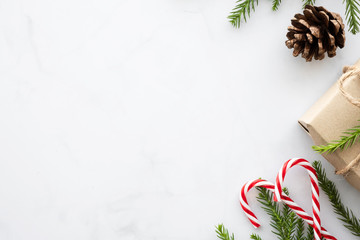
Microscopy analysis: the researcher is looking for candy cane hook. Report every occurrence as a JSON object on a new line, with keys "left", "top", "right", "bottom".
{"left": 274, "top": 158, "right": 321, "bottom": 240}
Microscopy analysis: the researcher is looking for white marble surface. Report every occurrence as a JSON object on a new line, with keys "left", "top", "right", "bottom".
{"left": 1, "top": 0, "right": 360, "bottom": 239}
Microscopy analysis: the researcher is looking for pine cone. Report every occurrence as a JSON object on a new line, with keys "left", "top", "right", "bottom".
{"left": 285, "top": 5, "right": 345, "bottom": 62}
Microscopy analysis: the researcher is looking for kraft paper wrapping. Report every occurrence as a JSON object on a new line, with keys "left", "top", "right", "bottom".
{"left": 299, "top": 59, "right": 360, "bottom": 191}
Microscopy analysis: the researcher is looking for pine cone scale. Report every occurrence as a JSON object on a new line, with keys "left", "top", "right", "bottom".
{"left": 304, "top": 9, "right": 321, "bottom": 24}
{"left": 294, "top": 14, "right": 306, "bottom": 20}
{"left": 309, "top": 26, "right": 321, "bottom": 38}
{"left": 336, "top": 33, "right": 345, "bottom": 48}
{"left": 306, "top": 33, "right": 314, "bottom": 44}
{"left": 293, "top": 42, "right": 304, "bottom": 56}
{"left": 294, "top": 33, "right": 306, "bottom": 41}
{"left": 317, "top": 39, "right": 326, "bottom": 55}
{"left": 291, "top": 19, "right": 310, "bottom": 29}
{"left": 329, "top": 20, "right": 341, "bottom": 35}
{"left": 288, "top": 26, "right": 306, "bottom": 33}
{"left": 318, "top": 11, "right": 329, "bottom": 27}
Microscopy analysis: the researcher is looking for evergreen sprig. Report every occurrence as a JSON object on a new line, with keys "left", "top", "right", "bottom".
{"left": 250, "top": 233, "right": 263, "bottom": 240}
{"left": 228, "top": 0, "right": 360, "bottom": 34}
{"left": 216, "top": 224, "right": 235, "bottom": 240}
{"left": 282, "top": 189, "right": 298, "bottom": 239}
{"left": 313, "top": 160, "right": 360, "bottom": 237}
{"left": 302, "top": 0, "right": 316, "bottom": 8}
{"left": 228, "top": 0, "right": 259, "bottom": 28}
{"left": 256, "top": 187, "right": 312, "bottom": 240}
{"left": 312, "top": 121, "right": 360, "bottom": 154}
{"left": 283, "top": 205, "right": 297, "bottom": 239}
{"left": 345, "top": 0, "right": 360, "bottom": 34}
{"left": 304, "top": 224, "right": 315, "bottom": 240}
{"left": 295, "top": 218, "right": 305, "bottom": 240}
{"left": 272, "top": 0, "right": 281, "bottom": 11}
{"left": 257, "top": 187, "right": 287, "bottom": 239}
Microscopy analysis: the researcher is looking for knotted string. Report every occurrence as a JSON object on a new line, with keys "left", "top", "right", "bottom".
{"left": 338, "top": 65, "right": 360, "bottom": 107}
{"left": 335, "top": 65, "right": 360, "bottom": 175}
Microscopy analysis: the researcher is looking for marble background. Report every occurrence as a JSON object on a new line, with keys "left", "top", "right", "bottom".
{"left": 1, "top": 0, "right": 360, "bottom": 239}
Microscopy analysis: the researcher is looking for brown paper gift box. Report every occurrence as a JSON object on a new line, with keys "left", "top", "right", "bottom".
{"left": 299, "top": 59, "right": 360, "bottom": 191}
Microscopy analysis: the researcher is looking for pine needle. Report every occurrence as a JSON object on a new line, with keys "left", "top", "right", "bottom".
{"left": 344, "top": 0, "right": 360, "bottom": 34}
{"left": 256, "top": 187, "right": 286, "bottom": 239}
{"left": 216, "top": 224, "right": 235, "bottom": 240}
{"left": 250, "top": 233, "right": 263, "bottom": 240}
{"left": 284, "top": 208, "right": 297, "bottom": 239}
{"left": 302, "top": 0, "right": 316, "bottom": 8}
{"left": 228, "top": 0, "right": 259, "bottom": 28}
{"left": 313, "top": 161, "right": 360, "bottom": 236}
{"left": 295, "top": 218, "right": 306, "bottom": 240}
{"left": 281, "top": 189, "right": 298, "bottom": 240}
{"left": 312, "top": 121, "right": 360, "bottom": 154}
{"left": 305, "top": 224, "right": 314, "bottom": 240}
{"left": 272, "top": 0, "right": 282, "bottom": 11}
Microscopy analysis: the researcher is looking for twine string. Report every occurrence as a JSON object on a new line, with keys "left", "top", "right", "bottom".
{"left": 336, "top": 152, "right": 360, "bottom": 175}
{"left": 336, "top": 65, "right": 360, "bottom": 175}
{"left": 338, "top": 65, "right": 360, "bottom": 107}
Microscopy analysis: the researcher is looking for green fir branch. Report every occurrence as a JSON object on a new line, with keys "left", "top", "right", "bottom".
{"left": 312, "top": 120, "right": 360, "bottom": 154}
{"left": 305, "top": 224, "right": 315, "bottom": 240}
{"left": 344, "top": 0, "right": 360, "bottom": 34}
{"left": 216, "top": 224, "right": 235, "bottom": 240}
{"left": 281, "top": 189, "right": 297, "bottom": 240}
{"left": 256, "top": 187, "right": 286, "bottom": 239}
{"left": 313, "top": 161, "right": 360, "bottom": 237}
{"left": 302, "top": 0, "right": 316, "bottom": 8}
{"left": 228, "top": 0, "right": 259, "bottom": 28}
{"left": 295, "top": 218, "right": 306, "bottom": 240}
{"left": 284, "top": 209, "right": 297, "bottom": 240}
{"left": 250, "top": 233, "right": 263, "bottom": 240}
{"left": 272, "top": 0, "right": 282, "bottom": 11}
{"left": 215, "top": 225, "right": 264, "bottom": 240}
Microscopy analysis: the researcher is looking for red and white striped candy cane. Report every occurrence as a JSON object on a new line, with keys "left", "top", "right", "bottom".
{"left": 240, "top": 178, "right": 336, "bottom": 240}
{"left": 274, "top": 158, "right": 321, "bottom": 240}
{"left": 240, "top": 179, "right": 273, "bottom": 228}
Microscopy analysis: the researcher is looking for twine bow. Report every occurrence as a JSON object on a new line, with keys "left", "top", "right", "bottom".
{"left": 336, "top": 65, "right": 360, "bottom": 175}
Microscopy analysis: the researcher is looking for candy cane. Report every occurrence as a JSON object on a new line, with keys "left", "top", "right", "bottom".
{"left": 240, "top": 178, "right": 336, "bottom": 240}
{"left": 274, "top": 158, "right": 321, "bottom": 240}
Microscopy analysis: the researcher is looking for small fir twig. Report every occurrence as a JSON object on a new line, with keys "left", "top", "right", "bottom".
{"left": 313, "top": 160, "right": 360, "bottom": 237}
{"left": 250, "top": 233, "right": 263, "bottom": 240}
{"left": 344, "top": 0, "right": 360, "bottom": 34}
{"left": 228, "top": 0, "right": 259, "bottom": 28}
{"left": 257, "top": 187, "right": 287, "bottom": 239}
{"left": 295, "top": 218, "right": 306, "bottom": 240}
{"left": 283, "top": 207, "right": 297, "bottom": 239}
{"left": 215, "top": 224, "right": 263, "bottom": 240}
{"left": 305, "top": 224, "right": 315, "bottom": 240}
{"left": 216, "top": 224, "right": 235, "bottom": 240}
{"left": 256, "top": 187, "right": 300, "bottom": 240}
{"left": 302, "top": 0, "right": 316, "bottom": 8}
{"left": 312, "top": 120, "right": 360, "bottom": 154}
{"left": 281, "top": 189, "right": 298, "bottom": 239}
{"left": 272, "top": 0, "right": 282, "bottom": 11}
